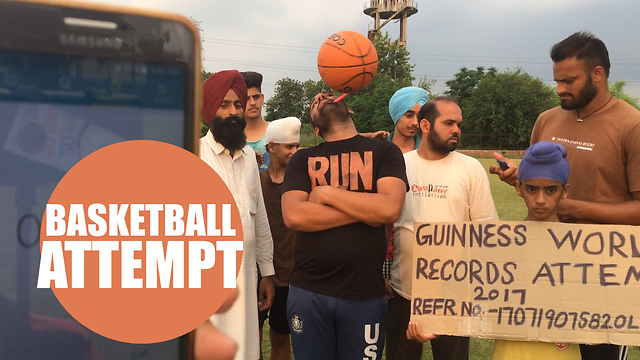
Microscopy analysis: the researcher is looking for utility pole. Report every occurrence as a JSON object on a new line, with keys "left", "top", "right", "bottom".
{"left": 189, "top": 17, "right": 205, "bottom": 62}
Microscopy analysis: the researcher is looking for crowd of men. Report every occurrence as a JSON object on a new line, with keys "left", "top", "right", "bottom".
{"left": 194, "top": 31, "right": 640, "bottom": 360}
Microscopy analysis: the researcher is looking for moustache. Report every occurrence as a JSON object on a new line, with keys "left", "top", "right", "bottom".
{"left": 211, "top": 115, "right": 247, "bottom": 133}
{"left": 224, "top": 115, "right": 246, "bottom": 125}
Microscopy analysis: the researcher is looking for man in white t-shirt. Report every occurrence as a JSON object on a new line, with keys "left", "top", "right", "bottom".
{"left": 386, "top": 96, "right": 499, "bottom": 360}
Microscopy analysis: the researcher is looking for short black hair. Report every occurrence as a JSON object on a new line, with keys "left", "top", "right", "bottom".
{"left": 241, "top": 71, "right": 263, "bottom": 91}
{"left": 418, "top": 96, "right": 459, "bottom": 127}
{"left": 550, "top": 31, "right": 610, "bottom": 78}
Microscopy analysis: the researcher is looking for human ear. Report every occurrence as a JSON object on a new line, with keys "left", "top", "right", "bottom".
{"left": 515, "top": 180, "right": 523, "bottom": 197}
{"left": 420, "top": 119, "right": 430, "bottom": 133}
{"left": 561, "top": 184, "right": 570, "bottom": 199}
{"left": 592, "top": 66, "right": 606, "bottom": 83}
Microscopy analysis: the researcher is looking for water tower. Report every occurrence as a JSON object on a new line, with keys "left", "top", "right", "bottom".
{"left": 363, "top": 0, "right": 418, "bottom": 47}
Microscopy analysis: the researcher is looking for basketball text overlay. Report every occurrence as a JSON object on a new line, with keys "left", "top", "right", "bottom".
{"left": 38, "top": 203, "right": 242, "bottom": 289}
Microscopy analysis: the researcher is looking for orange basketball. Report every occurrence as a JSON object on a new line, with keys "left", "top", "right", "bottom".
{"left": 317, "top": 30, "right": 378, "bottom": 93}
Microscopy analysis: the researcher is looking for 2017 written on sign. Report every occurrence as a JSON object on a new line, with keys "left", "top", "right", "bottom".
{"left": 410, "top": 221, "right": 640, "bottom": 346}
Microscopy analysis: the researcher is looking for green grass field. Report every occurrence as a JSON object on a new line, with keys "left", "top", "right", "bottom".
{"left": 259, "top": 158, "right": 640, "bottom": 360}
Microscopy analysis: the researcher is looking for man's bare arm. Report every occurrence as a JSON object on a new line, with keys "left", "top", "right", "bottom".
{"left": 559, "top": 192, "right": 640, "bottom": 225}
{"left": 282, "top": 190, "right": 359, "bottom": 232}
{"left": 308, "top": 177, "right": 406, "bottom": 225}
{"left": 360, "top": 130, "right": 390, "bottom": 140}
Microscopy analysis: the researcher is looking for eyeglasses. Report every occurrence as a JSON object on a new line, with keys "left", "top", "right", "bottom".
{"left": 249, "top": 94, "right": 262, "bottom": 101}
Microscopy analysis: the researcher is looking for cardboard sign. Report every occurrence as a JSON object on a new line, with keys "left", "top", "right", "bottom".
{"left": 410, "top": 221, "right": 640, "bottom": 346}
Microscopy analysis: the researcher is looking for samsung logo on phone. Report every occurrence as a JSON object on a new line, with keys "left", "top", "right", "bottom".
{"left": 60, "top": 33, "right": 123, "bottom": 50}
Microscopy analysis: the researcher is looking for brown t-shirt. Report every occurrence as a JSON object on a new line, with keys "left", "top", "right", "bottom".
{"left": 259, "top": 170, "right": 296, "bottom": 287}
{"left": 531, "top": 98, "right": 640, "bottom": 204}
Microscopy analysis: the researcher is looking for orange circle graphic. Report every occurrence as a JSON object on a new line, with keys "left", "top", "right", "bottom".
{"left": 40, "top": 140, "right": 243, "bottom": 343}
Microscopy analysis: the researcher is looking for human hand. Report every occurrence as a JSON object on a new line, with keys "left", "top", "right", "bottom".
{"left": 488, "top": 152, "right": 518, "bottom": 186}
{"left": 557, "top": 197, "right": 579, "bottom": 222}
{"left": 367, "top": 130, "right": 390, "bottom": 140}
{"left": 308, "top": 185, "right": 332, "bottom": 204}
{"left": 406, "top": 321, "right": 437, "bottom": 343}
{"left": 257, "top": 276, "right": 275, "bottom": 311}
{"left": 254, "top": 150, "right": 264, "bottom": 167}
{"left": 194, "top": 289, "right": 239, "bottom": 360}
{"left": 385, "top": 279, "right": 395, "bottom": 301}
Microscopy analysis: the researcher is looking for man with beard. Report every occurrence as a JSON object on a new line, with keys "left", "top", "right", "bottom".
{"left": 199, "top": 70, "right": 275, "bottom": 360}
{"left": 490, "top": 31, "right": 640, "bottom": 360}
{"left": 386, "top": 96, "right": 498, "bottom": 360}
{"left": 281, "top": 92, "right": 408, "bottom": 360}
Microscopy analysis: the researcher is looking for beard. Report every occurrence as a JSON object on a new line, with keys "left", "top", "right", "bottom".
{"left": 428, "top": 129, "right": 459, "bottom": 155}
{"left": 211, "top": 115, "right": 247, "bottom": 152}
{"left": 559, "top": 74, "right": 598, "bottom": 110}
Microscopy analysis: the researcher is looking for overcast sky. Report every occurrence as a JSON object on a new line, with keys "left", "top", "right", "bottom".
{"left": 86, "top": 0, "right": 640, "bottom": 101}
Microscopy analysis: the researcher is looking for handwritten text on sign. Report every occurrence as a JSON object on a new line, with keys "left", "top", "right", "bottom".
{"left": 410, "top": 221, "right": 640, "bottom": 346}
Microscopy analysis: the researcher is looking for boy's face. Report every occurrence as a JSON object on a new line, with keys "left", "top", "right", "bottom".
{"left": 516, "top": 178, "right": 568, "bottom": 222}
{"left": 267, "top": 142, "right": 299, "bottom": 166}
{"left": 395, "top": 103, "right": 421, "bottom": 139}
{"left": 245, "top": 87, "right": 264, "bottom": 120}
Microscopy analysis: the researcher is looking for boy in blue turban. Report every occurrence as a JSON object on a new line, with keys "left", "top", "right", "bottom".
{"left": 383, "top": 86, "right": 429, "bottom": 289}
{"left": 387, "top": 86, "right": 428, "bottom": 153}
{"left": 515, "top": 141, "right": 571, "bottom": 222}
{"left": 492, "top": 141, "right": 579, "bottom": 359}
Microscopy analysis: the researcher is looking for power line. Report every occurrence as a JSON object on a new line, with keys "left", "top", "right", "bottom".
{"left": 202, "top": 37, "right": 318, "bottom": 53}
{"left": 413, "top": 75, "right": 640, "bottom": 84}
{"left": 203, "top": 56, "right": 317, "bottom": 73}
{"left": 202, "top": 36, "right": 640, "bottom": 64}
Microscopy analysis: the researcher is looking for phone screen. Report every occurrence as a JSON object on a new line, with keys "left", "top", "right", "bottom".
{"left": 0, "top": 50, "right": 188, "bottom": 175}
{"left": 0, "top": 1, "right": 196, "bottom": 359}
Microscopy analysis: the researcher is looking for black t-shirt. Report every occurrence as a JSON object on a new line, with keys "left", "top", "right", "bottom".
{"left": 282, "top": 135, "right": 408, "bottom": 300}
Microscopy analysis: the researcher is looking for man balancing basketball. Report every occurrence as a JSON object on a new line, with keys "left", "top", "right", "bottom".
{"left": 281, "top": 92, "right": 408, "bottom": 360}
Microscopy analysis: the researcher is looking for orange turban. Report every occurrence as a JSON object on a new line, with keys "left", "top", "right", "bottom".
{"left": 202, "top": 70, "right": 248, "bottom": 125}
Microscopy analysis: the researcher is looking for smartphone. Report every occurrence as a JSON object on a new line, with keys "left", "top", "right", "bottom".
{"left": 497, "top": 159, "right": 511, "bottom": 171}
{"left": 0, "top": 1, "right": 199, "bottom": 358}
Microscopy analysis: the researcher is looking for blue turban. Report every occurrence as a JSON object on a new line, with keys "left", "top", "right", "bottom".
{"left": 518, "top": 141, "right": 570, "bottom": 184}
{"left": 389, "top": 86, "right": 428, "bottom": 124}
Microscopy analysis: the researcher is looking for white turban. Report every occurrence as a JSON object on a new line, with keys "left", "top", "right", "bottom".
{"left": 265, "top": 117, "right": 302, "bottom": 144}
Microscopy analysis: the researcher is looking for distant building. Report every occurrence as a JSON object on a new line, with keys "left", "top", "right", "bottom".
{"left": 363, "top": 0, "right": 418, "bottom": 47}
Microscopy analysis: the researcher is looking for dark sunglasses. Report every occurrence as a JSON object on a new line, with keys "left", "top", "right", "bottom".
{"left": 249, "top": 94, "right": 262, "bottom": 101}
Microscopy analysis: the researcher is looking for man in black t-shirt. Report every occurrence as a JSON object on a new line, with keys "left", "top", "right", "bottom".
{"left": 281, "top": 92, "right": 408, "bottom": 360}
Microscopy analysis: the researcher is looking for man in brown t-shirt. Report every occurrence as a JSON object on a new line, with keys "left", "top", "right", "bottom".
{"left": 259, "top": 117, "right": 301, "bottom": 360}
{"left": 491, "top": 31, "right": 640, "bottom": 360}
